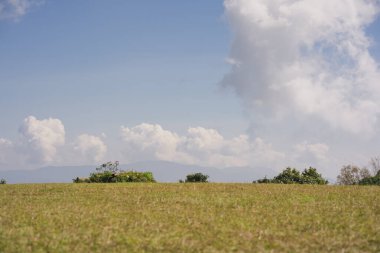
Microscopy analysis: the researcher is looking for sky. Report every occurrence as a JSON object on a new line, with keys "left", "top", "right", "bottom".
{"left": 1, "top": 0, "right": 380, "bottom": 178}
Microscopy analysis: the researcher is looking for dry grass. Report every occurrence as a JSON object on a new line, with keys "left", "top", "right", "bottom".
{"left": 0, "top": 183, "right": 379, "bottom": 252}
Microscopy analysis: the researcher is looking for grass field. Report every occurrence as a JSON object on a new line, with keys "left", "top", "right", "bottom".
{"left": 0, "top": 183, "right": 379, "bottom": 252}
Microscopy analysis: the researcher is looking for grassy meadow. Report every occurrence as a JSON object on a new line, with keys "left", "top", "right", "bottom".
{"left": 0, "top": 183, "right": 379, "bottom": 252}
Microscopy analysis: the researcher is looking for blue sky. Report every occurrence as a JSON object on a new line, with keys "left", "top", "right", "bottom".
{"left": 0, "top": 0, "right": 245, "bottom": 139}
{"left": 1, "top": 0, "right": 380, "bottom": 178}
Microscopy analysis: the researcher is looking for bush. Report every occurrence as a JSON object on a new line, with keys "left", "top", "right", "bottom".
{"left": 254, "top": 176, "right": 272, "bottom": 184}
{"left": 116, "top": 171, "right": 155, "bottom": 183}
{"left": 0, "top": 178, "right": 6, "bottom": 184}
{"left": 301, "top": 167, "right": 328, "bottom": 185}
{"left": 89, "top": 170, "right": 117, "bottom": 183}
{"left": 359, "top": 171, "right": 380, "bottom": 185}
{"left": 254, "top": 167, "right": 328, "bottom": 185}
{"left": 272, "top": 167, "right": 302, "bottom": 184}
{"left": 73, "top": 161, "right": 156, "bottom": 183}
{"left": 72, "top": 177, "right": 90, "bottom": 183}
{"left": 185, "top": 173, "right": 209, "bottom": 183}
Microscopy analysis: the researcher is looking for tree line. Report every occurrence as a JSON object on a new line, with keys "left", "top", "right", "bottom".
{"left": 336, "top": 157, "right": 380, "bottom": 185}
{"left": 1, "top": 157, "right": 380, "bottom": 185}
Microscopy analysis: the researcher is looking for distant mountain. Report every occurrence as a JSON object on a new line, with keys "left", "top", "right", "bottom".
{"left": 0, "top": 160, "right": 277, "bottom": 184}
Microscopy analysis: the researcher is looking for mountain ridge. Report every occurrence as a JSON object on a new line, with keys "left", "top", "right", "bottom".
{"left": 0, "top": 160, "right": 277, "bottom": 184}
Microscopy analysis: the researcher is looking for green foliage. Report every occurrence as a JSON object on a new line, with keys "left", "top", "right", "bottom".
{"left": 254, "top": 167, "right": 328, "bottom": 185}
{"left": 73, "top": 161, "right": 156, "bottom": 183}
{"left": 301, "top": 167, "right": 328, "bottom": 185}
{"left": 89, "top": 171, "right": 117, "bottom": 183}
{"left": 72, "top": 177, "right": 90, "bottom": 183}
{"left": 116, "top": 171, "right": 155, "bottom": 183}
{"left": 272, "top": 167, "right": 302, "bottom": 184}
{"left": 254, "top": 176, "right": 272, "bottom": 184}
{"left": 185, "top": 172, "right": 209, "bottom": 183}
{"left": 359, "top": 171, "right": 380, "bottom": 185}
{"left": 0, "top": 178, "right": 6, "bottom": 184}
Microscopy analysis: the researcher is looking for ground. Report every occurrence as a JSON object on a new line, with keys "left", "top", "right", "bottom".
{"left": 0, "top": 183, "right": 379, "bottom": 252}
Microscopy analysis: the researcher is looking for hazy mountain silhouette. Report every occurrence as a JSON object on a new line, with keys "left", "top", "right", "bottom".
{"left": 0, "top": 160, "right": 277, "bottom": 184}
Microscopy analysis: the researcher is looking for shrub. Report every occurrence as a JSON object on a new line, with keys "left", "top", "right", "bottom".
{"left": 272, "top": 167, "right": 303, "bottom": 184}
{"left": 254, "top": 167, "right": 328, "bottom": 185}
{"left": 359, "top": 171, "right": 380, "bottom": 185}
{"left": 0, "top": 178, "right": 6, "bottom": 184}
{"left": 301, "top": 167, "right": 328, "bottom": 185}
{"left": 73, "top": 177, "right": 88, "bottom": 183}
{"left": 116, "top": 171, "right": 155, "bottom": 183}
{"left": 89, "top": 171, "right": 117, "bottom": 183}
{"left": 185, "top": 173, "right": 209, "bottom": 183}
{"left": 253, "top": 176, "right": 272, "bottom": 184}
{"left": 73, "top": 161, "right": 156, "bottom": 183}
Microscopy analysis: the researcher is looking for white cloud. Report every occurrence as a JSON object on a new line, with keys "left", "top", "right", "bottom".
{"left": 222, "top": 0, "right": 380, "bottom": 135}
{"left": 19, "top": 116, "right": 65, "bottom": 163}
{"left": 0, "top": 138, "right": 13, "bottom": 164}
{"left": 74, "top": 134, "right": 107, "bottom": 163}
{"left": 120, "top": 123, "right": 187, "bottom": 162}
{"left": 0, "top": 0, "right": 42, "bottom": 20}
{"left": 120, "top": 123, "right": 284, "bottom": 168}
{"left": 294, "top": 142, "right": 330, "bottom": 164}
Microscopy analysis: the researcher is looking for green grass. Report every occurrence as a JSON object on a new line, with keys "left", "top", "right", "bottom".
{"left": 0, "top": 184, "right": 379, "bottom": 252}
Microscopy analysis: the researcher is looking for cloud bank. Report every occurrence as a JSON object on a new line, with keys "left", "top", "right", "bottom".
{"left": 120, "top": 123, "right": 286, "bottom": 168}
{"left": 0, "top": 116, "right": 336, "bottom": 176}
{"left": 223, "top": 0, "right": 380, "bottom": 135}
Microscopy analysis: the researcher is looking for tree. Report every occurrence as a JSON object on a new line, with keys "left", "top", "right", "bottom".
{"left": 337, "top": 165, "right": 369, "bottom": 185}
{"left": 301, "top": 167, "right": 328, "bottom": 185}
{"left": 272, "top": 167, "right": 302, "bottom": 184}
{"left": 0, "top": 178, "right": 6, "bottom": 184}
{"left": 369, "top": 156, "right": 380, "bottom": 175}
{"left": 185, "top": 173, "right": 209, "bottom": 183}
{"left": 254, "top": 167, "right": 328, "bottom": 185}
{"left": 96, "top": 161, "right": 120, "bottom": 173}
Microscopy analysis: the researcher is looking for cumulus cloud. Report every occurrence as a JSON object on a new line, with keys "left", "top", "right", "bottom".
{"left": 19, "top": 116, "right": 65, "bottom": 163}
{"left": 121, "top": 123, "right": 285, "bottom": 168}
{"left": 0, "top": 117, "right": 337, "bottom": 173}
{"left": 74, "top": 134, "right": 107, "bottom": 163}
{"left": 222, "top": 0, "right": 380, "bottom": 135}
{"left": 0, "top": 0, "right": 42, "bottom": 20}
{"left": 1, "top": 116, "right": 108, "bottom": 168}
{"left": 120, "top": 123, "right": 190, "bottom": 163}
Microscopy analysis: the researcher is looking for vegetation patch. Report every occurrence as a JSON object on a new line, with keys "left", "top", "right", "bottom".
{"left": 0, "top": 184, "right": 379, "bottom": 252}
{"left": 183, "top": 172, "right": 209, "bottom": 183}
{"left": 254, "top": 167, "right": 328, "bottom": 185}
{"left": 73, "top": 161, "right": 156, "bottom": 183}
